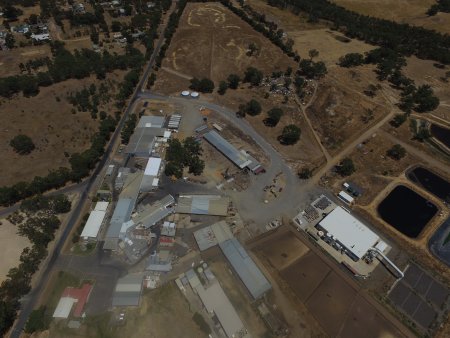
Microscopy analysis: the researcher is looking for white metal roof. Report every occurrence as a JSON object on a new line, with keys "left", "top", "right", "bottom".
{"left": 319, "top": 207, "right": 379, "bottom": 259}
{"left": 375, "top": 240, "right": 388, "bottom": 253}
{"left": 53, "top": 297, "right": 76, "bottom": 318}
{"left": 81, "top": 210, "right": 106, "bottom": 239}
{"left": 144, "top": 157, "right": 162, "bottom": 176}
{"left": 94, "top": 201, "right": 109, "bottom": 212}
{"left": 163, "top": 131, "right": 171, "bottom": 138}
{"left": 338, "top": 191, "right": 354, "bottom": 204}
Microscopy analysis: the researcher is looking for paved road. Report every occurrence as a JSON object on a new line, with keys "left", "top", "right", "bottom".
{"left": 9, "top": 5, "right": 176, "bottom": 336}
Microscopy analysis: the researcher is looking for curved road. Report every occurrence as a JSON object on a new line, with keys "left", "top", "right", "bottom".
{"left": 137, "top": 92, "right": 306, "bottom": 225}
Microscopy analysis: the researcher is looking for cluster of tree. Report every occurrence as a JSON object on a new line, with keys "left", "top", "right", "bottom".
{"left": 0, "top": 194, "right": 70, "bottom": 336}
{"left": 0, "top": 0, "right": 37, "bottom": 7}
{"left": 410, "top": 119, "right": 432, "bottom": 142}
{"left": 25, "top": 306, "right": 50, "bottom": 334}
{"left": 19, "top": 57, "right": 51, "bottom": 73}
{"left": 336, "top": 158, "right": 355, "bottom": 176}
{"left": 338, "top": 53, "right": 365, "bottom": 68}
{"left": 298, "top": 59, "right": 327, "bottom": 79}
{"left": 221, "top": 0, "right": 297, "bottom": 59}
{"left": 263, "top": 107, "right": 283, "bottom": 127}
{"left": 189, "top": 77, "right": 215, "bottom": 93}
{"left": 67, "top": 83, "right": 111, "bottom": 117}
{"left": 10, "top": 134, "right": 35, "bottom": 155}
{"left": 164, "top": 137, "right": 204, "bottom": 178}
{"left": 2, "top": 5, "right": 23, "bottom": 20}
{"left": 156, "top": 0, "right": 187, "bottom": 67}
{"left": 0, "top": 116, "right": 117, "bottom": 206}
{"left": 20, "top": 194, "right": 72, "bottom": 214}
{"left": 0, "top": 43, "right": 144, "bottom": 98}
{"left": 121, "top": 114, "right": 138, "bottom": 144}
{"left": 386, "top": 144, "right": 406, "bottom": 160}
{"left": 267, "top": 0, "right": 450, "bottom": 64}
{"left": 227, "top": 74, "right": 240, "bottom": 89}
{"left": 243, "top": 67, "right": 264, "bottom": 86}
{"left": 116, "top": 68, "right": 141, "bottom": 107}
{"left": 427, "top": 0, "right": 450, "bottom": 16}
{"left": 278, "top": 124, "right": 301, "bottom": 145}
{"left": 389, "top": 113, "right": 408, "bottom": 128}
{"left": 399, "top": 84, "right": 440, "bottom": 114}
{"left": 237, "top": 99, "right": 262, "bottom": 117}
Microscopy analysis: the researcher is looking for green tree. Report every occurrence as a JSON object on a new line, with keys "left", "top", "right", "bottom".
{"left": 414, "top": 85, "right": 440, "bottom": 112}
{"left": 245, "top": 99, "right": 262, "bottom": 116}
{"left": 337, "top": 158, "right": 356, "bottom": 176}
{"left": 188, "top": 156, "right": 205, "bottom": 176}
{"left": 386, "top": 144, "right": 406, "bottom": 160}
{"left": 338, "top": 53, "right": 365, "bottom": 67}
{"left": 25, "top": 306, "right": 49, "bottom": 333}
{"left": 218, "top": 81, "right": 228, "bottom": 95}
{"left": 10, "top": 135, "right": 35, "bottom": 155}
{"left": 227, "top": 74, "right": 240, "bottom": 89}
{"left": 264, "top": 107, "right": 283, "bottom": 127}
{"left": 298, "top": 167, "right": 312, "bottom": 179}
{"left": 279, "top": 124, "right": 301, "bottom": 145}
{"left": 243, "top": 67, "right": 264, "bottom": 86}
{"left": 390, "top": 114, "right": 407, "bottom": 128}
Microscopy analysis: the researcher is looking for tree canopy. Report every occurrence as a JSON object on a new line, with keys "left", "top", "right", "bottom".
{"left": 264, "top": 107, "right": 283, "bottom": 127}
{"left": 10, "top": 135, "right": 35, "bottom": 155}
{"left": 279, "top": 124, "right": 301, "bottom": 144}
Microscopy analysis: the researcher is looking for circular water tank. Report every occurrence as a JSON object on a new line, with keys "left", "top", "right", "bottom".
{"left": 202, "top": 262, "right": 208, "bottom": 268}
{"left": 181, "top": 90, "right": 190, "bottom": 96}
{"left": 197, "top": 267, "right": 203, "bottom": 273}
{"left": 190, "top": 91, "right": 199, "bottom": 98}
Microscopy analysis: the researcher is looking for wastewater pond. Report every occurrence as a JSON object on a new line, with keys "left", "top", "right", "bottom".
{"left": 430, "top": 124, "right": 450, "bottom": 148}
{"left": 407, "top": 167, "right": 450, "bottom": 202}
{"left": 378, "top": 185, "right": 438, "bottom": 238}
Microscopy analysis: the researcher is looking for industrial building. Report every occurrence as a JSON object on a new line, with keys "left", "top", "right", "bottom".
{"left": 140, "top": 157, "right": 162, "bottom": 192}
{"left": 104, "top": 198, "right": 135, "bottom": 250}
{"left": 132, "top": 195, "right": 175, "bottom": 229}
{"left": 166, "top": 113, "right": 182, "bottom": 131}
{"left": 317, "top": 207, "right": 380, "bottom": 261}
{"left": 80, "top": 201, "right": 110, "bottom": 241}
{"left": 193, "top": 221, "right": 271, "bottom": 299}
{"left": 183, "top": 268, "right": 246, "bottom": 338}
{"left": 112, "top": 273, "right": 145, "bottom": 307}
{"left": 53, "top": 284, "right": 93, "bottom": 319}
{"left": 126, "top": 116, "right": 168, "bottom": 157}
{"left": 176, "top": 194, "right": 230, "bottom": 216}
{"left": 203, "top": 130, "right": 264, "bottom": 174}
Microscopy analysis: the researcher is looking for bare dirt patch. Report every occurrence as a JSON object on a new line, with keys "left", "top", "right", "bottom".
{"left": 0, "top": 45, "right": 52, "bottom": 78}
{"left": 154, "top": 2, "right": 296, "bottom": 87}
{"left": 0, "top": 218, "right": 31, "bottom": 281}
{"left": 0, "top": 72, "right": 125, "bottom": 186}
{"left": 331, "top": 0, "right": 450, "bottom": 34}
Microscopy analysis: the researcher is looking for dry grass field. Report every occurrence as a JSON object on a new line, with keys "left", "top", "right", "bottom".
{"left": 154, "top": 2, "right": 296, "bottom": 88}
{"left": 0, "top": 218, "right": 31, "bottom": 281}
{"left": 288, "top": 29, "right": 375, "bottom": 66}
{"left": 0, "top": 71, "right": 125, "bottom": 187}
{"left": 331, "top": 0, "right": 450, "bottom": 34}
{"left": 306, "top": 65, "right": 393, "bottom": 154}
{"left": 0, "top": 45, "right": 52, "bottom": 78}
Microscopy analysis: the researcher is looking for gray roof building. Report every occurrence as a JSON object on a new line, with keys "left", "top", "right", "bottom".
{"left": 104, "top": 198, "right": 135, "bottom": 250}
{"left": 219, "top": 239, "right": 271, "bottom": 299}
{"left": 137, "top": 115, "right": 166, "bottom": 129}
{"left": 176, "top": 195, "right": 230, "bottom": 216}
{"left": 125, "top": 127, "right": 166, "bottom": 157}
{"left": 132, "top": 195, "right": 175, "bottom": 229}
{"left": 112, "top": 274, "right": 144, "bottom": 307}
{"left": 203, "top": 130, "right": 251, "bottom": 169}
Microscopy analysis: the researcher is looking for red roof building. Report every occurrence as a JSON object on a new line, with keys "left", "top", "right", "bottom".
{"left": 61, "top": 283, "right": 93, "bottom": 317}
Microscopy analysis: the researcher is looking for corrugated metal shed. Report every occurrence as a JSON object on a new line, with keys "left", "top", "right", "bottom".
{"left": 53, "top": 297, "right": 76, "bottom": 318}
{"left": 137, "top": 116, "right": 165, "bottom": 128}
{"left": 144, "top": 157, "right": 162, "bottom": 176}
{"left": 104, "top": 198, "right": 135, "bottom": 250}
{"left": 132, "top": 195, "right": 175, "bottom": 229}
{"left": 112, "top": 274, "right": 144, "bottom": 307}
{"left": 196, "top": 282, "right": 246, "bottom": 338}
{"left": 94, "top": 201, "right": 109, "bottom": 212}
{"left": 219, "top": 239, "right": 271, "bottom": 299}
{"left": 125, "top": 127, "right": 166, "bottom": 157}
{"left": 203, "top": 131, "right": 251, "bottom": 169}
{"left": 176, "top": 195, "right": 229, "bottom": 216}
{"left": 80, "top": 210, "right": 106, "bottom": 239}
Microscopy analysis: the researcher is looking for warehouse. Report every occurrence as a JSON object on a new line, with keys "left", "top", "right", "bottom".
{"left": 103, "top": 198, "right": 135, "bottom": 250}
{"left": 126, "top": 124, "right": 167, "bottom": 157}
{"left": 176, "top": 194, "right": 230, "bottom": 216}
{"left": 137, "top": 115, "right": 165, "bottom": 128}
{"left": 318, "top": 207, "right": 380, "bottom": 260}
{"left": 220, "top": 238, "right": 271, "bottom": 299}
{"left": 140, "top": 157, "right": 162, "bottom": 192}
{"left": 193, "top": 221, "right": 271, "bottom": 299}
{"left": 112, "top": 274, "right": 144, "bottom": 307}
{"left": 80, "top": 202, "right": 110, "bottom": 241}
{"left": 132, "top": 195, "right": 175, "bottom": 229}
{"left": 203, "top": 130, "right": 251, "bottom": 169}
